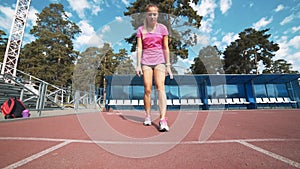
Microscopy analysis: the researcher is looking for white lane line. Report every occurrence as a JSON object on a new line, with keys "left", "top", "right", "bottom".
{"left": 3, "top": 141, "right": 71, "bottom": 169}
{"left": 1, "top": 137, "right": 300, "bottom": 168}
{"left": 236, "top": 140, "right": 300, "bottom": 169}
{"left": 185, "top": 138, "right": 300, "bottom": 144}
{"left": 0, "top": 137, "right": 300, "bottom": 145}
{"left": 0, "top": 137, "right": 93, "bottom": 143}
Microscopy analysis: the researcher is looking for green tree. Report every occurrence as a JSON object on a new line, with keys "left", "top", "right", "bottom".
{"left": 19, "top": 3, "right": 81, "bottom": 87}
{"left": 0, "top": 29, "right": 8, "bottom": 63}
{"left": 73, "top": 47, "right": 100, "bottom": 91}
{"left": 75, "top": 43, "right": 129, "bottom": 89}
{"left": 96, "top": 43, "right": 120, "bottom": 88}
{"left": 262, "top": 59, "right": 299, "bottom": 74}
{"left": 124, "top": 0, "right": 202, "bottom": 65}
{"left": 18, "top": 42, "right": 49, "bottom": 78}
{"left": 223, "top": 28, "right": 279, "bottom": 74}
{"left": 115, "top": 48, "right": 135, "bottom": 75}
{"left": 191, "top": 45, "right": 224, "bottom": 74}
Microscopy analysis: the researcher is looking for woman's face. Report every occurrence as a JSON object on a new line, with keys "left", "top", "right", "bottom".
{"left": 146, "top": 7, "right": 158, "bottom": 26}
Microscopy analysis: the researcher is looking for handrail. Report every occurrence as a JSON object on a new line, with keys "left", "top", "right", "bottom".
{"left": 1, "top": 62, "right": 103, "bottom": 113}
{"left": 16, "top": 67, "right": 66, "bottom": 92}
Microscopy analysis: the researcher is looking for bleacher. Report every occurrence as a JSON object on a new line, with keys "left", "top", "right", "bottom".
{"left": 105, "top": 74, "right": 300, "bottom": 110}
{"left": 0, "top": 79, "right": 36, "bottom": 108}
{"left": 0, "top": 73, "right": 66, "bottom": 114}
{"left": 0, "top": 78, "right": 63, "bottom": 110}
{"left": 0, "top": 60, "right": 102, "bottom": 116}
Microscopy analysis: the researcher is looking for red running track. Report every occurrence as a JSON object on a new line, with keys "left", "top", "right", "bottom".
{"left": 0, "top": 109, "right": 300, "bottom": 169}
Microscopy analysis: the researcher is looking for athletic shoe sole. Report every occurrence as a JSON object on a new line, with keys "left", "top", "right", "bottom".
{"left": 159, "top": 125, "right": 169, "bottom": 132}
{"left": 143, "top": 121, "right": 152, "bottom": 126}
{"left": 159, "top": 128, "right": 169, "bottom": 132}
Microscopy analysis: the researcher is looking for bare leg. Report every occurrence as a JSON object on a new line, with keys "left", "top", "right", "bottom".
{"left": 142, "top": 66, "right": 153, "bottom": 116}
{"left": 154, "top": 64, "right": 167, "bottom": 119}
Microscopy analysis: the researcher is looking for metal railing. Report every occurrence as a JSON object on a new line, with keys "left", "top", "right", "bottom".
{"left": 0, "top": 62, "right": 103, "bottom": 115}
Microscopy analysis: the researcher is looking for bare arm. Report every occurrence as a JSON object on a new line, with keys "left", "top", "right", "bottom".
{"left": 163, "top": 35, "right": 173, "bottom": 79}
{"left": 136, "top": 37, "right": 143, "bottom": 76}
{"left": 163, "top": 35, "right": 170, "bottom": 65}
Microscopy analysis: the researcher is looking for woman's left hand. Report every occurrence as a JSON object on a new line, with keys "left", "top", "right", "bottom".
{"left": 166, "top": 65, "right": 173, "bottom": 79}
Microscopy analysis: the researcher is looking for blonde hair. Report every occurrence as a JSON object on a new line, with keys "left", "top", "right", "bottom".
{"left": 143, "top": 4, "right": 159, "bottom": 38}
{"left": 145, "top": 3, "right": 158, "bottom": 12}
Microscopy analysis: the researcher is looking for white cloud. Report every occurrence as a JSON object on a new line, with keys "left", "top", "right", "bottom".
{"left": 67, "top": 0, "right": 106, "bottom": 18}
{"left": 190, "top": 0, "right": 217, "bottom": 19}
{"left": 0, "top": 5, "right": 15, "bottom": 31}
{"left": 252, "top": 17, "right": 273, "bottom": 30}
{"left": 27, "top": 7, "right": 39, "bottom": 28}
{"left": 220, "top": 0, "right": 232, "bottom": 14}
{"left": 211, "top": 37, "right": 221, "bottom": 48}
{"left": 212, "top": 32, "right": 238, "bottom": 51}
{"left": 279, "top": 11, "right": 300, "bottom": 26}
{"left": 196, "top": 34, "right": 210, "bottom": 46}
{"left": 74, "top": 20, "right": 104, "bottom": 50}
{"left": 188, "top": 0, "right": 232, "bottom": 66}
{"left": 274, "top": 4, "right": 284, "bottom": 12}
{"left": 189, "top": 0, "right": 217, "bottom": 33}
{"left": 280, "top": 15, "right": 294, "bottom": 25}
{"left": 288, "top": 36, "right": 300, "bottom": 49}
{"left": 66, "top": 0, "right": 90, "bottom": 18}
{"left": 23, "top": 33, "right": 36, "bottom": 45}
{"left": 115, "top": 16, "right": 123, "bottom": 22}
{"left": 121, "top": 0, "right": 130, "bottom": 6}
{"left": 288, "top": 52, "right": 300, "bottom": 71}
{"left": 23, "top": 8, "right": 38, "bottom": 44}
{"left": 65, "top": 11, "right": 73, "bottom": 18}
{"left": 199, "top": 19, "right": 213, "bottom": 33}
{"left": 222, "top": 32, "right": 238, "bottom": 45}
{"left": 101, "top": 25, "right": 111, "bottom": 33}
{"left": 275, "top": 36, "right": 300, "bottom": 72}
{"left": 0, "top": 4, "right": 38, "bottom": 46}
{"left": 275, "top": 36, "right": 289, "bottom": 58}
{"left": 292, "top": 26, "right": 300, "bottom": 33}
{"left": 91, "top": 6, "right": 102, "bottom": 16}
{"left": 77, "top": 20, "right": 95, "bottom": 37}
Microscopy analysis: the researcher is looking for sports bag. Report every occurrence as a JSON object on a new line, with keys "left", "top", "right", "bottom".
{"left": 1, "top": 98, "right": 29, "bottom": 119}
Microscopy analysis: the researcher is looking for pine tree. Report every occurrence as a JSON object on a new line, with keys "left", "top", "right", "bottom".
{"left": 262, "top": 59, "right": 299, "bottom": 74}
{"left": 223, "top": 28, "right": 279, "bottom": 74}
{"left": 0, "top": 29, "right": 8, "bottom": 63}
{"left": 75, "top": 43, "right": 132, "bottom": 89}
{"left": 190, "top": 46, "right": 224, "bottom": 74}
{"left": 98, "top": 43, "right": 119, "bottom": 86}
{"left": 114, "top": 48, "right": 135, "bottom": 75}
{"left": 19, "top": 3, "right": 81, "bottom": 87}
{"left": 73, "top": 47, "right": 100, "bottom": 91}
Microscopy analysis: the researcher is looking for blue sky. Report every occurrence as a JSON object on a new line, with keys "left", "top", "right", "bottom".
{"left": 1, "top": 0, "right": 300, "bottom": 73}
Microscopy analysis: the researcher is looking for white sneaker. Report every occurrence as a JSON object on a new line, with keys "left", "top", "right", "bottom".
{"left": 143, "top": 116, "right": 152, "bottom": 126}
{"left": 159, "top": 118, "right": 169, "bottom": 132}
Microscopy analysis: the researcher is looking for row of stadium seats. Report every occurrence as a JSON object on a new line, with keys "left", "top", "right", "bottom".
{"left": 107, "top": 97, "right": 296, "bottom": 108}
{"left": 107, "top": 98, "right": 251, "bottom": 106}
{"left": 255, "top": 97, "right": 297, "bottom": 104}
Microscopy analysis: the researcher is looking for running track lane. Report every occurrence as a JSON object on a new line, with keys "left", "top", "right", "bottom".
{"left": 0, "top": 109, "right": 299, "bottom": 169}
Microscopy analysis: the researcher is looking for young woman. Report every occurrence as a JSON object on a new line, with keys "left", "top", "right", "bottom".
{"left": 135, "top": 4, "right": 173, "bottom": 132}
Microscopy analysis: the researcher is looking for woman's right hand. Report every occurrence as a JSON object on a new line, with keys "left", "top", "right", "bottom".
{"left": 135, "top": 65, "right": 142, "bottom": 77}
